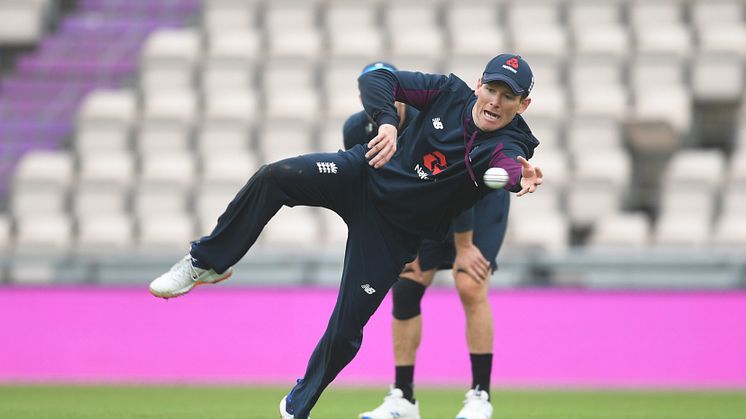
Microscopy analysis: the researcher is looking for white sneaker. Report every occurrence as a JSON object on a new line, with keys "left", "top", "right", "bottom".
{"left": 149, "top": 254, "right": 232, "bottom": 299}
{"left": 455, "top": 388, "right": 492, "bottom": 419}
{"left": 279, "top": 396, "right": 293, "bottom": 419}
{"left": 359, "top": 387, "right": 420, "bottom": 419}
{"left": 279, "top": 395, "right": 309, "bottom": 419}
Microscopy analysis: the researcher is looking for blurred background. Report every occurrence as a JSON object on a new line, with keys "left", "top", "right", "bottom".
{"left": 1, "top": 0, "right": 746, "bottom": 287}
{"left": 1, "top": 0, "right": 746, "bottom": 401}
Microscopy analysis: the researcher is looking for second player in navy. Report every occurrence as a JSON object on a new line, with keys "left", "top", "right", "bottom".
{"left": 348, "top": 62, "right": 512, "bottom": 419}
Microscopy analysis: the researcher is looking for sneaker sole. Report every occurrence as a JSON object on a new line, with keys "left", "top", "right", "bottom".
{"left": 149, "top": 269, "right": 233, "bottom": 299}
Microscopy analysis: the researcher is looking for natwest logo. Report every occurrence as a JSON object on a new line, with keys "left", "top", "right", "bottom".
{"left": 414, "top": 164, "right": 429, "bottom": 180}
{"left": 423, "top": 150, "right": 447, "bottom": 175}
{"left": 414, "top": 150, "right": 447, "bottom": 180}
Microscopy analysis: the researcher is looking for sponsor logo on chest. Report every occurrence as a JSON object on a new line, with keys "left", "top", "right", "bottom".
{"left": 413, "top": 150, "right": 447, "bottom": 180}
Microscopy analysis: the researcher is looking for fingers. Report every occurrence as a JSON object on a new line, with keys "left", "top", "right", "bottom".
{"left": 365, "top": 131, "right": 397, "bottom": 168}
{"left": 517, "top": 155, "right": 531, "bottom": 168}
{"left": 517, "top": 182, "right": 538, "bottom": 197}
{"left": 457, "top": 264, "right": 488, "bottom": 284}
{"left": 364, "top": 134, "right": 384, "bottom": 158}
{"left": 466, "top": 256, "right": 490, "bottom": 283}
{"left": 535, "top": 166, "right": 544, "bottom": 185}
{"left": 368, "top": 141, "right": 396, "bottom": 168}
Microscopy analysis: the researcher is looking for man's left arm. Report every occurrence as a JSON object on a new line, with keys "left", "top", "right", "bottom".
{"left": 489, "top": 144, "right": 543, "bottom": 197}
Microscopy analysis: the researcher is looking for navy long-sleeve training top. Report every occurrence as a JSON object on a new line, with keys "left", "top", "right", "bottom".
{"left": 343, "top": 106, "right": 475, "bottom": 234}
{"left": 359, "top": 69, "right": 540, "bottom": 241}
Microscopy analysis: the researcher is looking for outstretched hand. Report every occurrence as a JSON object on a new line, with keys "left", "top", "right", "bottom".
{"left": 366, "top": 123, "right": 397, "bottom": 168}
{"left": 516, "top": 156, "right": 543, "bottom": 197}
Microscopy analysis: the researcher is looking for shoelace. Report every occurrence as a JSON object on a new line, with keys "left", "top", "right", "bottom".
{"left": 173, "top": 256, "right": 199, "bottom": 282}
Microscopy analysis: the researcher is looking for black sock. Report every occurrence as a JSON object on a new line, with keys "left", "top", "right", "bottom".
{"left": 470, "top": 353, "right": 493, "bottom": 400}
{"left": 395, "top": 365, "right": 415, "bottom": 403}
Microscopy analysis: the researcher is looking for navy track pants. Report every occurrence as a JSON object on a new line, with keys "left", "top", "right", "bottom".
{"left": 190, "top": 145, "right": 418, "bottom": 418}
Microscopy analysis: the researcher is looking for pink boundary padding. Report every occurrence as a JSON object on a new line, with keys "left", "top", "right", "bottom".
{"left": 1, "top": 287, "right": 745, "bottom": 388}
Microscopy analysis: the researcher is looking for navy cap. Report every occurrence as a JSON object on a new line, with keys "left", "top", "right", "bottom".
{"left": 482, "top": 54, "right": 534, "bottom": 96}
{"left": 360, "top": 61, "right": 398, "bottom": 76}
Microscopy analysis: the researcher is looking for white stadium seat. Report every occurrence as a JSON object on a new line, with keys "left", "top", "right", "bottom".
{"left": 140, "top": 29, "right": 202, "bottom": 92}
{"left": 507, "top": 0, "right": 561, "bottom": 29}
{"left": 319, "top": 207, "right": 347, "bottom": 245}
{"left": 0, "top": 215, "right": 10, "bottom": 250}
{"left": 568, "top": 1, "right": 623, "bottom": 29}
{"left": 573, "top": 25, "right": 630, "bottom": 57}
{"left": 588, "top": 212, "right": 652, "bottom": 247}
{"left": 0, "top": 0, "right": 47, "bottom": 45}
{"left": 635, "top": 24, "right": 692, "bottom": 57}
{"left": 11, "top": 151, "right": 73, "bottom": 216}
{"left": 712, "top": 214, "right": 746, "bottom": 247}
{"left": 512, "top": 25, "right": 568, "bottom": 57}
{"left": 663, "top": 150, "right": 726, "bottom": 192}
{"left": 138, "top": 213, "right": 194, "bottom": 250}
{"left": 566, "top": 116, "right": 623, "bottom": 153}
{"left": 259, "top": 120, "right": 315, "bottom": 163}
{"left": 202, "top": 0, "right": 259, "bottom": 33}
{"left": 691, "top": 54, "right": 745, "bottom": 102}
{"left": 138, "top": 90, "right": 198, "bottom": 154}
{"left": 691, "top": 1, "right": 744, "bottom": 28}
{"left": 15, "top": 213, "right": 72, "bottom": 250}
{"left": 654, "top": 212, "right": 710, "bottom": 247}
{"left": 261, "top": 206, "right": 322, "bottom": 248}
{"left": 77, "top": 214, "right": 135, "bottom": 251}
{"left": 201, "top": 152, "right": 258, "bottom": 189}
{"left": 507, "top": 211, "right": 569, "bottom": 252}
{"left": 194, "top": 186, "right": 237, "bottom": 236}
{"left": 199, "top": 90, "right": 258, "bottom": 153}
{"left": 203, "top": 30, "right": 260, "bottom": 93}
{"left": 629, "top": 1, "right": 683, "bottom": 28}
{"left": 76, "top": 89, "right": 137, "bottom": 156}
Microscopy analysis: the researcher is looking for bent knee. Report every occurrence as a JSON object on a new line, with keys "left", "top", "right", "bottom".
{"left": 455, "top": 274, "right": 489, "bottom": 306}
{"left": 392, "top": 277, "right": 426, "bottom": 320}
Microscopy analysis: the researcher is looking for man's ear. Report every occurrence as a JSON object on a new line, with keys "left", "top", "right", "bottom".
{"left": 517, "top": 97, "right": 532, "bottom": 114}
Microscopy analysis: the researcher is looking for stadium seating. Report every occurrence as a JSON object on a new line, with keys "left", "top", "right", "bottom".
{"left": 1, "top": 0, "right": 746, "bottom": 286}
{"left": 0, "top": 0, "right": 53, "bottom": 46}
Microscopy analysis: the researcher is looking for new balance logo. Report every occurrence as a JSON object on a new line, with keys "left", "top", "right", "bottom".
{"left": 361, "top": 284, "right": 376, "bottom": 294}
{"left": 317, "top": 162, "right": 338, "bottom": 174}
{"left": 432, "top": 117, "right": 444, "bottom": 129}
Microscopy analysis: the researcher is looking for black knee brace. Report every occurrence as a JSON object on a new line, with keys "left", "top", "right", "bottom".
{"left": 392, "top": 277, "right": 427, "bottom": 320}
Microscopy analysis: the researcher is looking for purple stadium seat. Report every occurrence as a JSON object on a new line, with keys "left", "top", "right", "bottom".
{"left": 0, "top": 1, "right": 200, "bottom": 200}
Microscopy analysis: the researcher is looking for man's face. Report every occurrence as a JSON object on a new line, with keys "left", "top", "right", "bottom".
{"left": 472, "top": 80, "right": 531, "bottom": 132}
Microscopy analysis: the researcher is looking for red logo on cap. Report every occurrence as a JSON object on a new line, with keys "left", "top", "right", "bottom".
{"left": 506, "top": 58, "right": 519, "bottom": 69}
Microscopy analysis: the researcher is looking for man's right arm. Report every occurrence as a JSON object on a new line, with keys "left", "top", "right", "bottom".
{"left": 358, "top": 69, "right": 450, "bottom": 129}
{"left": 358, "top": 69, "right": 450, "bottom": 168}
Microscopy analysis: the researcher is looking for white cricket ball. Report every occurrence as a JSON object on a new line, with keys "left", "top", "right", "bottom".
{"left": 483, "top": 167, "right": 509, "bottom": 189}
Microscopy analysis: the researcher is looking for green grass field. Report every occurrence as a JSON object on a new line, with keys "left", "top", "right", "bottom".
{"left": 1, "top": 386, "right": 745, "bottom": 418}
